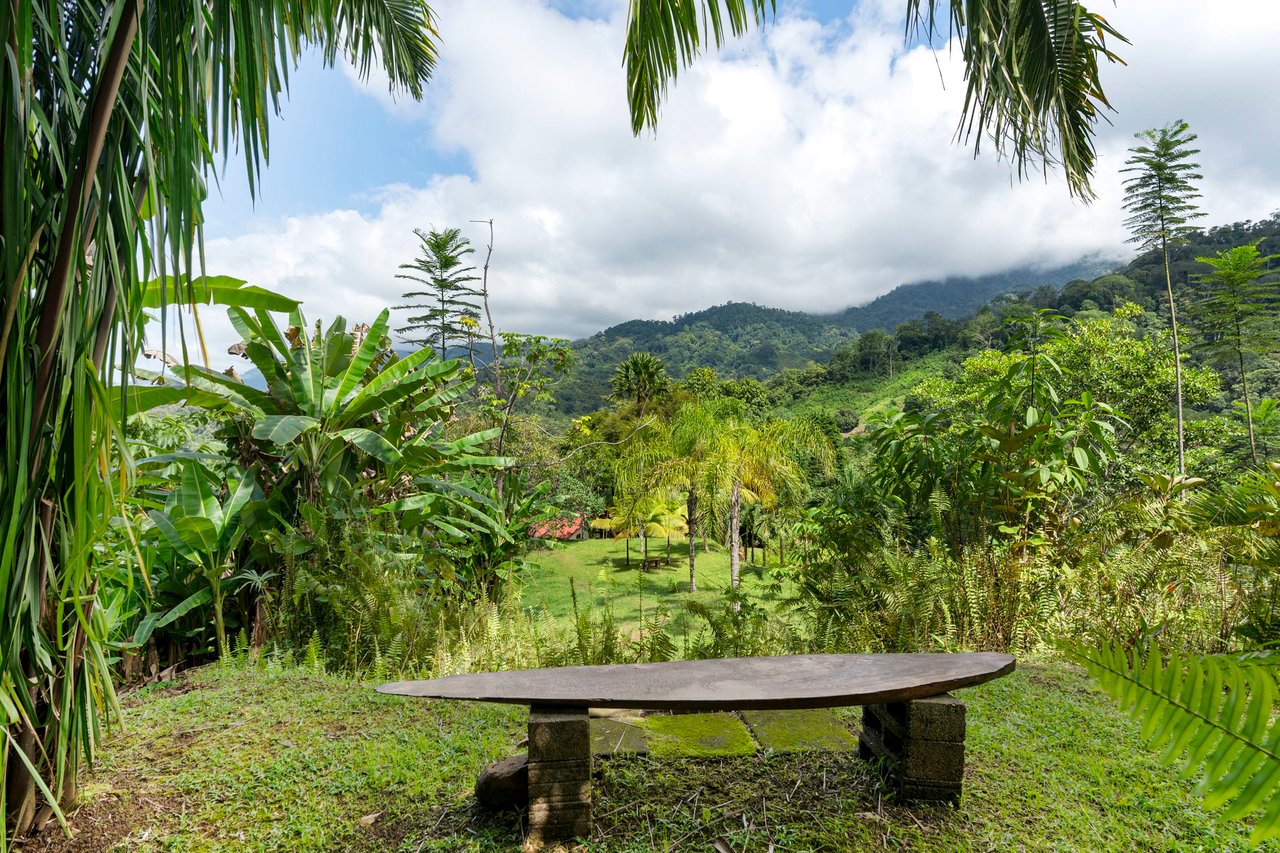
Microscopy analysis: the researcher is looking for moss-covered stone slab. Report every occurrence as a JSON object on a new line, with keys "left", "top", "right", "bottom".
{"left": 644, "top": 712, "right": 756, "bottom": 758}
{"left": 591, "top": 718, "right": 648, "bottom": 755}
{"left": 739, "top": 708, "right": 859, "bottom": 753}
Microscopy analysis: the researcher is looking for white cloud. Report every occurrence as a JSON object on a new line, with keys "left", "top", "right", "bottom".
{"left": 192, "top": 0, "right": 1280, "bottom": 369}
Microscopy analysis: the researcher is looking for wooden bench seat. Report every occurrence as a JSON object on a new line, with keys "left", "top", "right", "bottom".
{"left": 378, "top": 652, "right": 1015, "bottom": 844}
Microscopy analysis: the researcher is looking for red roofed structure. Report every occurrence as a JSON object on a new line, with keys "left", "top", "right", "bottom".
{"left": 530, "top": 515, "right": 588, "bottom": 541}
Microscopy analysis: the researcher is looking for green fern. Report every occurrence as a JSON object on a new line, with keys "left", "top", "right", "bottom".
{"left": 1068, "top": 642, "right": 1280, "bottom": 843}
{"left": 303, "top": 631, "right": 325, "bottom": 675}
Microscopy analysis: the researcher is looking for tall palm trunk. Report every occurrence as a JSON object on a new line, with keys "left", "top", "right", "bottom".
{"left": 728, "top": 481, "right": 742, "bottom": 591}
{"left": 1237, "top": 317, "right": 1257, "bottom": 464}
{"left": 1163, "top": 239, "right": 1187, "bottom": 475}
{"left": 687, "top": 488, "right": 697, "bottom": 593}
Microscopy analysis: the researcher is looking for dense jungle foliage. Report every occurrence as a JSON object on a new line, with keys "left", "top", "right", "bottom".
{"left": 10, "top": 0, "right": 1275, "bottom": 847}
{"left": 49, "top": 211, "right": 1273, "bottom": 841}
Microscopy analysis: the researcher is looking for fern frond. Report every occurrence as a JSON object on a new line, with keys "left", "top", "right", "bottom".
{"left": 1067, "top": 642, "right": 1280, "bottom": 842}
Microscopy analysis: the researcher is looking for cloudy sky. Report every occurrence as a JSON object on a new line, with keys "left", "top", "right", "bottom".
{"left": 185, "top": 0, "right": 1280, "bottom": 367}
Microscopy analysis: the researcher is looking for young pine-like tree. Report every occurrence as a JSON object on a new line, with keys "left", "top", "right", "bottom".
{"left": 1121, "top": 120, "right": 1205, "bottom": 474}
{"left": 1192, "top": 243, "right": 1280, "bottom": 464}
{"left": 395, "top": 228, "right": 482, "bottom": 360}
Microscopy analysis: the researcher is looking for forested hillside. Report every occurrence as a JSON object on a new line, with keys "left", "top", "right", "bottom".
{"left": 555, "top": 259, "right": 1114, "bottom": 414}
{"left": 829, "top": 258, "right": 1116, "bottom": 331}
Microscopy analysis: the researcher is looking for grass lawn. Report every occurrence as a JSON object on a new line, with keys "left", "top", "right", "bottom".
{"left": 28, "top": 657, "right": 1273, "bottom": 852}
{"left": 518, "top": 537, "right": 794, "bottom": 637}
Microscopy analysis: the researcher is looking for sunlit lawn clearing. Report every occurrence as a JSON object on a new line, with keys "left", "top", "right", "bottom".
{"left": 516, "top": 536, "right": 796, "bottom": 637}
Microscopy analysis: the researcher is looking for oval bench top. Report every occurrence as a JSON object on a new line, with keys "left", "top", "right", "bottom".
{"left": 376, "top": 652, "right": 1015, "bottom": 710}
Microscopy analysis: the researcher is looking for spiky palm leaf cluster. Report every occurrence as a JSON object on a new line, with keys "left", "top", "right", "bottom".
{"left": 624, "top": 0, "right": 1125, "bottom": 198}
{"left": 611, "top": 351, "right": 671, "bottom": 418}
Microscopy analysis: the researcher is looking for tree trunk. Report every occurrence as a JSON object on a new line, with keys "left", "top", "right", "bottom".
{"left": 687, "top": 489, "right": 697, "bottom": 593}
{"left": 212, "top": 575, "right": 228, "bottom": 659}
{"left": 729, "top": 481, "right": 742, "bottom": 591}
{"left": 1238, "top": 323, "right": 1257, "bottom": 465}
{"left": 1164, "top": 241, "right": 1186, "bottom": 475}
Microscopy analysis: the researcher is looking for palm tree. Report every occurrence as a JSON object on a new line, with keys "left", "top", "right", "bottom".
{"left": 623, "top": 0, "right": 1127, "bottom": 200}
{"left": 640, "top": 494, "right": 688, "bottom": 565}
{"left": 1122, "top": 121, "right": 1205, "bottom": 474}
{"left": 611, "top": 352, "right": 671, "bottom": 418}
{"left": 618, "top": 403, "right": 725, "bottom": 592}
{"left": 719, "top": 417, "right": 834, "bottom": 592}
{"left": 1, "top": 0, "right": 438, "bottom": 838}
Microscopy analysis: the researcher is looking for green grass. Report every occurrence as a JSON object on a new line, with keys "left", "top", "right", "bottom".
{"left": 36, "top": 657, "right": 1275, "bottom": 852}
{"left": 644, "top": 713, "right": 756, "bottom": 758}
{"left": 518, "top": 536, "right": 793, "bottom": 636}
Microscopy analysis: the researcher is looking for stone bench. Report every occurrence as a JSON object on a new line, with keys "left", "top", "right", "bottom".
{"left": 378, "top": 652, "right": 1015, "bottom": 845}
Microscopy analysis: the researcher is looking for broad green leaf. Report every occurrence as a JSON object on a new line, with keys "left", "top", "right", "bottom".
{"left": 148, "top": 510, "right": 200, "bottom": 564}
{"left": 180, "top": 365, "right": 271, "bottom": 416}
{"left": 252, "top": 415, "right": 320, "bottom": 445}
{"left": 132, "top": 587, "right": 214, "bottom": 646}
{"left": 140, "top": 275, "right": 299, "bottom": 312}
{"left": 116, "top": 383, "right": 227, "bottom": 413}
{"left": 336, "top": 427, "right": 400, "bottom": 463}
{"left": 335, "top": 309, "right": 391, "bottom": 406}
{"left": 174, "top": 516, "right": 220, "bottom": 561}
{"left": 176, "top": 463, "right": 221, "bottom": 525}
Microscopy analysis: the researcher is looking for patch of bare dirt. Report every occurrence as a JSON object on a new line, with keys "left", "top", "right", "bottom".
{"left": 17, "top": 789, "right": 187, "bottom": 852}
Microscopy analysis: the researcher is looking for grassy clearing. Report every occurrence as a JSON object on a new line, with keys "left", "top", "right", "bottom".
{"left": 518, "top": 537, "right": 793, "bottom": 636}
{"left": 30, "top": 657, "right": 1273, "bottom": 852}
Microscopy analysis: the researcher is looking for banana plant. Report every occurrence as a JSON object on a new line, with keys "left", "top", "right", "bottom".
{"left": 183, "top": 306, "right": 481, "bottom": 506}
{"left": 148, "top": 463, "right": 258, "bottom": 656}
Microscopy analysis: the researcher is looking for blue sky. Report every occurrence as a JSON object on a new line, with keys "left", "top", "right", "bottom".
{"left": 204, "top": 0, "right": 856, "bottom": 239}
{"left": 192, "top": 0, "right": 1280, "bottom": 365}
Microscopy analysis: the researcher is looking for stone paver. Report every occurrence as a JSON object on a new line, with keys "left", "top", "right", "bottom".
{"left": 590, "top": 718, "right": 649, "bottom": 755}
{"left": 644, "top": 712, "right": 756, "bottom": 758}
{"left": 740, "top": 708, "right": 859, "bottom": 753}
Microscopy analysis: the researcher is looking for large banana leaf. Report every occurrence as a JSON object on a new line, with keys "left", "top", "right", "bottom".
{"left": 115, "top": 384, "right": 228, "bottom": 414}
{"left": 336, "top": 427, "right": 401, "bottom": 464}
{"left": 140, "top": 275, "right": 299, "bottom": 312}
{"left": 334, "top": 309, "right": 392, "bottom": 406}
{"left": 252, "top": 414, "right": 321, "bottom": 445}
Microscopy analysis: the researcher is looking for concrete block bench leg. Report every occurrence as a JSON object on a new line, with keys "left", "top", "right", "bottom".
{"left": 527, "top": 705, "right": 592, "bottom": 844}
{"left": 859, "top": 693, "right": 966, "bottom": 805}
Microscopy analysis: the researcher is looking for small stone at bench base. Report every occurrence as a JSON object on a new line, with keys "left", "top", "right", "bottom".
{"left": 476, "top": 753, "right": 528, "bottom": 810}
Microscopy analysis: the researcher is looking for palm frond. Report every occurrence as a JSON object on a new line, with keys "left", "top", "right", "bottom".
{"left": 1067, "top": 642, "right": 1280, "bottom": 843}
{"left": 624, "top": 0, "right": 1125, "bottom": 198}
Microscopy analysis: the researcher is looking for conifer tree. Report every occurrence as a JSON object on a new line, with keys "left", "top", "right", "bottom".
{"left": 1122, "top": 120, "right": 1205, "bottom": 474}
{"left": 395, "top": 228, "right": 481, "bottom": 360}
{"left": 1192, "top": 243, "right": 1280, "bottom": 464}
